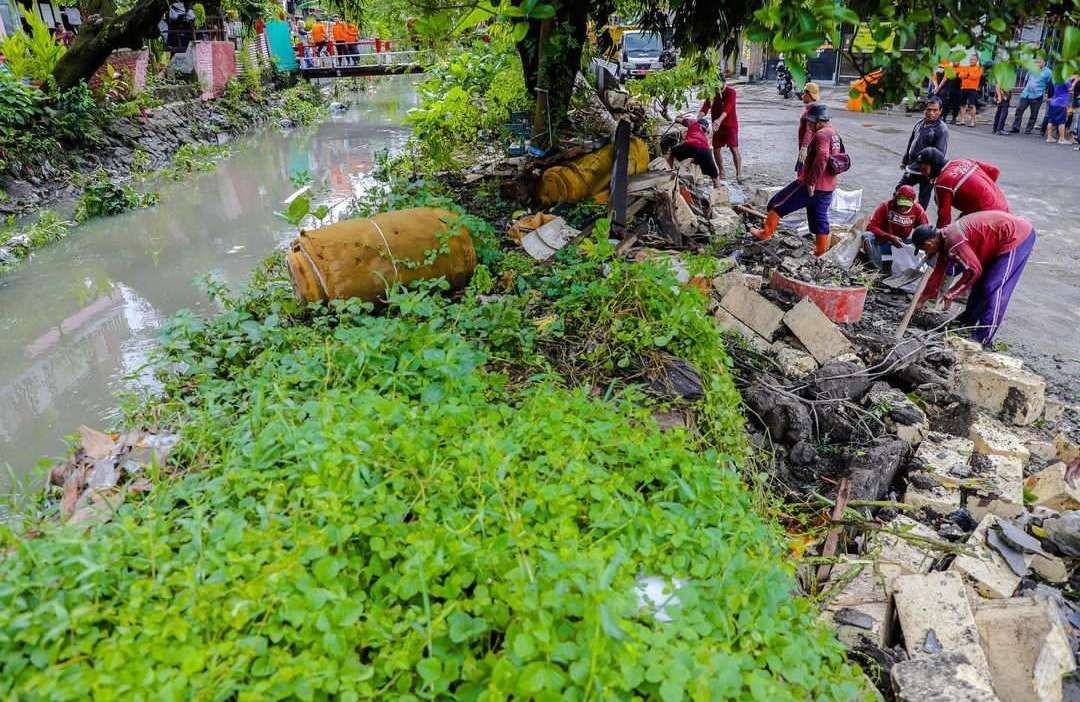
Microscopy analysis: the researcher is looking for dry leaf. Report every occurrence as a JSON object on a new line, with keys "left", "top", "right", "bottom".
{"left": 78, "top": 425, "right": 116, "bottom": 461}
{"left": 60, "top": 475, "right": 82, "bottom": 519}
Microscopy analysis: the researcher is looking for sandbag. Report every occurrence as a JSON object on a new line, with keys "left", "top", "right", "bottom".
{"left": 537, "top": 137, "right": 650, "bottom": 205}
{"left": 286, "top": 207, "right": 476, "bottom": 303}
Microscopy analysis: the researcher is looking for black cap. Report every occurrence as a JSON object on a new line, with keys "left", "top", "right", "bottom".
{"left": 911, "top": 224, "right": 939, "bottom": 249}
{"left": 914, "top": 146, "right": 946, "bottom": 177}
{"left": 805, "top": 103, "right": 830, "bottom": 123}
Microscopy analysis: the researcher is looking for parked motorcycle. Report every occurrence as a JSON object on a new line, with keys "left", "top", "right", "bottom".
{"left": 776, "top": 60, "right": 794, "bottom": 99}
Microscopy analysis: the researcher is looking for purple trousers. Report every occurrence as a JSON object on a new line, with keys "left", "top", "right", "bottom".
{"left": 768, "top": 180, "right": 833, "bottom": 235}
{"left": 958, "top": 230, "right": 1036, "bottom": 344}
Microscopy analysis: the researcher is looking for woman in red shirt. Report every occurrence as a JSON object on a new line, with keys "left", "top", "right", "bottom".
{"left": 698, "top": 79, "right": 742, "bottom": 182}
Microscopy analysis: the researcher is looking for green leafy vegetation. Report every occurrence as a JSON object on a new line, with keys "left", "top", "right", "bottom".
{"left": 164, "top": 143, "right": 230, "bottom": 179}
{"left": 0, "top": 177, "right": 866, "bottom": 697}
{"left": 0, "top": 8, "right": 65, "bottom": 85}
{"left": 401, "top": 35, "right": 530, "bottom": 173}
{"left": 628, "top": 57, "right": 723, "bottom": 120}
{"left": 273, "top": 82, "right": 329, "bottom": 127}
{"left": 74, "top": 170, "right": 160, "bottom": 222}
{"left": 0, "top": 210, "right": 74, "bottom": 273}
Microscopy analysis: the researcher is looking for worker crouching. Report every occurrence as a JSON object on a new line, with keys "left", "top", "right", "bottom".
{"left": 752, "top": 104, "right": 850, "bottom": 256}
{"left": 910, "top": 211, "right": 1036, "bottom": 345}
{"left": 864, "top": 185, "right": 928, "bottom": 274}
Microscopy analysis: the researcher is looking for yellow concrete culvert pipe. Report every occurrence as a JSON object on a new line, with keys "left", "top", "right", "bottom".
{"left": 537, "top": 137, "right": 650, "bottom": 205}
{"left": 286, "top": 207, "right": 477, "bottom": 303}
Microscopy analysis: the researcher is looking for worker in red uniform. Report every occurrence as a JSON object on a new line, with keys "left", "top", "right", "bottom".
{"left": 913, "top": 147, "right": 1009, "bottom": 227}
{"left": 796, "top": 82, "right": 821, "bottom": 173}
{"left": 698, "top": 78, "right": 742, "bottom": 182}
{"left": 665, "top": 114, "right": 720, "bottom": 186}
{"left": 752, "top": 103, "right": 847, "bottom": 256}
{"left": 864, "top": 184, "right": 928, "bottom": 273}
{"left": 910, "top": 210, "right": 1036, "bottom": 345}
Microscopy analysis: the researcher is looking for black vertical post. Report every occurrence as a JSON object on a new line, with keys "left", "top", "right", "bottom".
{"left": 609, "top": 118, "right": 631, "bottom": 237}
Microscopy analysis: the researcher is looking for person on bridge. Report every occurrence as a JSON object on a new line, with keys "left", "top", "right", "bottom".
{"left": 331, "top": 17, "right": 350, "bottom": 65}
{"left": 752, "top": 103, "right": 847, "bottom": 257}
{"left": 698, "top": 78, "right": 742, "bottom": 182}
{"left": 666, "top": 114, "right": 721, "bottom": 186}
{"left": 311, "top": 19, "right": 329, "bottom": 62}
{"left": 795, "top": 82, "right": 820, "bottom": 173}
{"left": 899, "top": 97, "right": 949, "bottom": 208}
{"left": 914, "top": 147, "right": 1008, "bottom": 227}
{"left": 345, "top": 21, "right": 360, "bottom": 60}
{"left": 911, "top": 211, "right": 1036, "bottom": 345}
{"left": 864, "top": 184, "right": 928, "bottom": 273}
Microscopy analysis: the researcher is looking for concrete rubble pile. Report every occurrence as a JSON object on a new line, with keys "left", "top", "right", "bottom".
{"left": 477, "top": 103, "right": 1080, "bottom": 700}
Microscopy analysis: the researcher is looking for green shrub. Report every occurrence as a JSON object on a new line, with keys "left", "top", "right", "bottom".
{"left": 0, "top": 73, "right": 44, "bottom": 156}
{"left": 403, "top": 36, "right": 530, "bottom": 172}
{"left": 0, "top": 8, "right": 65, "bottom": 83}
{"left": 0, "top": 276, "right": 864, "bottom": 700}
{"left": 74, "top": 170, "right": 160, "bottom": 222}
{"left": 44, "top": 82, "right": 101, "bottom": 145}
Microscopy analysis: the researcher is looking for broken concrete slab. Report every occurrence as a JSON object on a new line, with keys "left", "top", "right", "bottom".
{"left": 655, "top": 187, "right": 698, "bottom": 244}
{"left": 904, "top": 472, "right": 963, "bottom": 516}
{"left": 974, "top": 597, "right": 1076, "bottom": 702}
{"left": 1054, "top": 434, "right": 1079, "bottom": 463}
{"left": 890, "top": 653, "right": 998, "bottom": 702}
{"left": 707, "top": 208, "right": 743, "bottom": 238}
{"left": 711, "top": 271, "right": 762, "bottom": 298}
{"left": 969, "top": 416, "right": 1031, "bottom": 465}
{"left": 1025, "top": 462, "right": 1080, "bottom": 512}
{"left": 823, "top": 557, "right": 893, "bottom": 648}
{"left": 1043, "top": 511, "right": 1080, "bottom": 558}
{"left": 718, "top": 285, "right": 784, "bottom": 340}
{"left": 772, "top": 342, "right": 818, "bottom": 379}
{"left": 873, "top": 516, "right": 942, "bottom": 582}
{"left": 955, "top": 356, "right": 1046, "bottom": 426}
{"left": 892, "top": 571, "right": 993, "bottom": 687}
{"left": 782, "top": 297, "right": 854, "bottom": 364}
{"left": 713, "top": 307, "right": 771, "bottom": 352}
{"left": 950, "top": 515, "right": 1029, "bottom": 599}
{"left": 1042, "top": 398, "right": 1065, "bottom": 424}
{"left": 1030, "top": 553, "right": 1069, "bottom": 584}
{"left": 1026, "top": 440, "right": 1058, "bottom": 462}
{"left": 971, "top": 454, "right": 1024, "bottom": 506}
{"left": 916, "top": 433, "right": 976, "bottom": 474}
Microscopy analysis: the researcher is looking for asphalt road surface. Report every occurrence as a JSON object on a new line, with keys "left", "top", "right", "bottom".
{"left": 717, "top": 82, "right": 1080, "bottom": 399}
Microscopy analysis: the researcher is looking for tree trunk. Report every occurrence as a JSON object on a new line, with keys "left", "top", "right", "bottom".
{"left": 52, "top": 0, "right": 168, "bottom": 90}
{"left": 518, "top": 2, "right": 589, "bottom": 152}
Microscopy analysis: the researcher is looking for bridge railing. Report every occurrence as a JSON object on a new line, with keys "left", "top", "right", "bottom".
{"left": 298, "top": 48, "right": 431, "bottom": 72}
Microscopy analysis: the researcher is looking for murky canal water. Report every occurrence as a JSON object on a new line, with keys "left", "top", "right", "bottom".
{"left": 0, "top": 76, "right": 416, "bottom": 491}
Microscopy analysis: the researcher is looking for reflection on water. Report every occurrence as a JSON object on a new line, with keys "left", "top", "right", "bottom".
{"left": 0, "top": 76, "right": 416, "bottom": 488}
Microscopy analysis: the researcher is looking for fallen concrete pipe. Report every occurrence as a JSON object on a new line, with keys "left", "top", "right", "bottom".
{"left": 286, "top": 207, "right": 476, "bottom": 303}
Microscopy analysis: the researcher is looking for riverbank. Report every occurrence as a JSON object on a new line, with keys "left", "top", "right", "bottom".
{"left": 0, "top": 79, "right": 326, "bottom": 273}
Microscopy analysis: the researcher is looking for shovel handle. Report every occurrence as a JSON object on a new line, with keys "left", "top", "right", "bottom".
{"left": 896, "top": 267, "right": 933, "bottom": 340}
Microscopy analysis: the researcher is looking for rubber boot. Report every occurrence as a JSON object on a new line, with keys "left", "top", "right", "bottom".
{"left": 751, "top": 211, "right": 780, "bottom": 241}
{"left": 814, "top": 233, "right": 830, "bottom": 257}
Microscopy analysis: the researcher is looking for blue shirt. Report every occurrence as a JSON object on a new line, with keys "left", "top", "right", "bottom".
{"left": 1020, "top": 67, "right": 1052, "bottom": 99}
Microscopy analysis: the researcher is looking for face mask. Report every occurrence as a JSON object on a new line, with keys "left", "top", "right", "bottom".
{"left": 895, "top": 199, "right": 914, "bottom": 210}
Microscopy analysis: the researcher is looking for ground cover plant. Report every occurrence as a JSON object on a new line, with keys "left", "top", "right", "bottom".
{"left": 0, "top": 183, "right": 868, "bottom": 698}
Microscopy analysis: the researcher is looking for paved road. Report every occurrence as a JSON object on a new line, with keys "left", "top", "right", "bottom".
{"left": 721, "top": 83, "right": 1080, "bottom": 399}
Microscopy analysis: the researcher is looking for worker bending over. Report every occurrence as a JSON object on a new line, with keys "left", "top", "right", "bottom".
{"left": 665, "top": 114, "right": 721, "bottom": 187}
{"left": 910, "top": 210, "right": 1036, "bottom": 345}
{"left": 914, "top": 147, "right": 1009, "bottom": 227}
{"left": 752, "top": 104, "right": 848, "bottom": 256}
{"left": 865, "top": 185, "right": 928, "bottom": 273}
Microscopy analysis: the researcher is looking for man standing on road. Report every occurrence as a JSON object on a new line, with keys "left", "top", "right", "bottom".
{"left": 1008, "top": 58, "right": 1053, "bottom": 134}
{"left": 911, "top": 211, "right": 1036, "bottom": 345}
{"left": 699, "top": 78, "right": 742, "bottom": 182}
{"left": 899, "top": 97, "right": 949, "bottom": 208}
{"left": 992, "top": 75, "right": 1012, "bottom": 134}
{"left": 752, "top": 104, "right": 845, "bottom": 257}
{"left": 914, "top": 147, "right": 1009, "bottom": 226}
{"left": 958, "top": 55, "right": 983, "bottom": 128}
{"left": 795, "top": 82, "right": 820, "bottom": 173}
{"left": 864, "top": 185, "right": 928, "bottom": 273}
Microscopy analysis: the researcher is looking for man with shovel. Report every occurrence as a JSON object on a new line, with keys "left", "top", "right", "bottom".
{"left": 909, "top": 210, "right": 1036, "bottom": 345}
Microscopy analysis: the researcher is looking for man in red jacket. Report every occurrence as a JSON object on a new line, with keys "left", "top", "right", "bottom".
{"left": 666, "top": 114, "right": 720, "bottom": 186}
{"left": 865, "top": 184, "right": 928, "bottom": 273}
{"left": 752, "top": 104, "right": 843, "bottom": 256}
{"left": 911, "top": 210, "right": 1036, "bottom": 344}
{"left": 698, "top": 79, "right": 742, "bottom": 182}
{"left": 914, "top": 147, "right": 1009, "bottom": 227}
